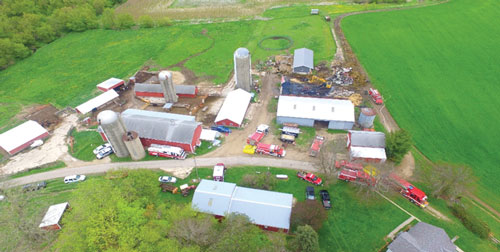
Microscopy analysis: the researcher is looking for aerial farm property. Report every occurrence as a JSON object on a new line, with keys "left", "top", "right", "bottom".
{"left": 0, "top": 0, "right": 498, "bottom": 251}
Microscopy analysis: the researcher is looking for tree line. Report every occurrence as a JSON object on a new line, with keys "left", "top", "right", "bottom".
{"left": 0, "top": 0, "right": 170, "bottom": 70}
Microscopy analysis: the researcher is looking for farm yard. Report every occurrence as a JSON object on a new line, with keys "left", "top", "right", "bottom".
{"left": 342, "top": 0, "right": 500, "bottom": 210}
{"left": 1, "top": 0, "right": 499, "bottom": 251}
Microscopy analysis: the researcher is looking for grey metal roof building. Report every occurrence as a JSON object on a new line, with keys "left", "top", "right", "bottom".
{"left": 293, "top": 48, "right": 314, "bottom": 74}
{"left": 388, "top": 222, "right": 456, "bottom": 252}
{"left": 348, "top": 130, "right": 385, "bottom": 148}
{"left": 191, "top": 180, "right": 293, "bottom": 232}
{"left": 120, "top": 109, "right": 201, "bottom": 152}
{"left": 134, "top": 83, "right": 197, "bottom": 95}
{"left": 122, "top": 109, "right": 195, "bottom": 122}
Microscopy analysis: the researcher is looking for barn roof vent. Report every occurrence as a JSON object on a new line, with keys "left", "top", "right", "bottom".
{"left": 331, "top": 107, "right": 335, "bottom": 112}
{"left": 312, "top": 105, "right": 315, "bottom": 111}
{"left": 293, "top": 104, "right": 297, "bottom": 109}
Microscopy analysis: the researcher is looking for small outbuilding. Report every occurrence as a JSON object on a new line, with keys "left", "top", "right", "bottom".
{"left": 214, "top": 89, "right": 252, "bottom": 127}
{"left": 96, "top": 78, "right": 125, "bottom": 92}
{"left": 192, "top": 180, "right": 293, "bottom": 233}
{"left": 388, "top": 222, "right": 457, "bottom": 252}
{"left": 39, "top": 202, "right": 70, "bottom": 230}
{"left": 293, "top": 48, "right": 314, "bottom": 74}
{"left": 200, "top": 129, "right": 221, "bottom": 142}
{"left": 277, "top": 96, "right": 355, "bottom": 130}
{"left": 0, "top": 120, "right": 49, "bottom": 156}
{"left": 75, "top": 89, "right": 119, "bottom": 114}
{"left": 347, "top": 130, "right": 386, "bottom": 162}
{"left": 311, "top": 9, "right": 319, "bottom": 15}
{"left": 121, "top": 109, "right": 201, "bottom": 153}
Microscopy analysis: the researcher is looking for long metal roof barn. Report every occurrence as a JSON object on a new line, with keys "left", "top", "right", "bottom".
{"left": 122, "top": 109, "right": 195, "bottom": 121}
{"left": 75, "top": 89, "right": 118, "bottom": 114}
{"left": 0, "top": 120, "right": 49, "bottom": 155}
{"left": 134, "top": 83, "right": 197, "bottom": 95}
{"left": 293, "top": 48, "right": 314, "bottom": 70}
{"left": 39, "top": 202, "right": 69, "bottom": 229}
{"left": 96, "top": 78, "right": 124, "bottom": 92}
{"left": 192, "top": 180, "right": 293, "bottom": 231}
{"left": 121, "top": 112, "right": 200, "bottom": 145}
{"left": 277, "top": 96, "right": 355, "bottom": 122}
{"left": 215, "top": 88, "right": 252, "bottom": 127}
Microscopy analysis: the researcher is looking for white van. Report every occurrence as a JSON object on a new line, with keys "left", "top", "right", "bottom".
{"left": 64, "top": 175, "right": 86, "bottom": 184}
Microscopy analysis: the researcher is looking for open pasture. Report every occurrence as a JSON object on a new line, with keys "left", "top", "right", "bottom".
{"left": 342, "top": 0, "right": 500, "bottom": 208}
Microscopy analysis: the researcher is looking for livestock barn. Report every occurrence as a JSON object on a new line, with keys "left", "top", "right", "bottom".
{"left": 214, "top": 88, "right": 252, "bottom": 127}
{"left": 134, "top": 83, "right": 198, "bottom": 98}
{"left": 0, "top": 120, "right": 49, "bottom": 156}
{"left": 347, "top": 130, "right": 386, "bottom": 162}
{"left": 276, "top": 96, "right": 355, "bottom": 130}
{"left": 192, "top": 180, "right": 293, "bottom": 233}
{"left": 293, "top": 48, "right": 314, "bottom": 74}
{"left": 120, "top": 109, "right": 201, "bottom": 152}
{"left": 39, "top": 202, "right": 70, "bottom": 230}
{"left": 96, "top": 78, "right": 125, "bottom": 92}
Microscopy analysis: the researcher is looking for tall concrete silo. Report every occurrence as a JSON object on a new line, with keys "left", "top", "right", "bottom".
{"left": 358, "top": 108, "right": 376, "bottom": 129}
{"left": 159, "top": 71, "right": 178, "bottom": 103}
{"left": 122, "top": 131, "right": 145, "bottom": 160}
{"left": 97, "top": 110, "right": 129, "bottom": 158}
{"left": 234, "top": 48, "right": 252, "bottom": 92}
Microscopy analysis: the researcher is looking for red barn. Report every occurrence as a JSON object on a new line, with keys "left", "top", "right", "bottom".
{"left": 134, "top": 83, "right": 198, "bottom": 98}
{"left": 121, "top": 109, "right": 201, "bottom": 153}
{"left": 347, "top": 130, "right": 386, "bottom": 162}
{"left": 0, "top": 120, "right": 49, "bottom": 156}
{"left": 96, "top": 78, "right": 125, "bottom": 92}
{"left": 39, "top": 202, "right": 69, "bottom": 230}
{"left": 214, "top": 89, "right": 252, "bottom": 127}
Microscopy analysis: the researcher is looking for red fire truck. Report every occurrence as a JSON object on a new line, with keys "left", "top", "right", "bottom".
{"left": 389, "top": 174, "right": 429, "bottom": 208}
{"left": 148, "top": 144, "right": 187, "bottom": 159}
{"left": 255, "top": 143, "right": 286, "bottom": 158}
{"left": 369, "top": 88, "right": 383, "bottom": 105}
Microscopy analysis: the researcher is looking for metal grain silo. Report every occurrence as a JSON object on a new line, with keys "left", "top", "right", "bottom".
{"left": 159, "top": 71, "right": 178, "bottom": 103}
{"left": 234, "top": 48, "right": 252, "bottom": 92}
{"left": 122, "top": 131, "right": 145, "bottom": 160}
{"left": 358, "top": 107, "right": 376, "bottom": 129}
{"left": 97, "top": 110, "right": 129, "bottom": 158}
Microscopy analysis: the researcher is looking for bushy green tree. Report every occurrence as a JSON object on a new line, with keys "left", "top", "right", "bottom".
{"left": 0, "top": 38, "right": 31, "bottom": 68}
{"left": 115, "top": 13, "right": 135, "bottom": 29}
{"left": 100, "top": 8, "right": 116, "bottom": 29}
{"left": 139, "top": 15, "right": 154, "bottom": 28}
{"left": 295, "top": 225, "right": 320, "bottom": 252}
{"left": 385, "top": 129, "right": 412, "bottom": 163}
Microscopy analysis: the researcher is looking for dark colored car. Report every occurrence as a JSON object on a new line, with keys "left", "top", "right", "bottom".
{"left": 211, "top": 125, "right": 232, "bottom": 134}
{"left": 22, "top": 181, "right": 47, "bottom": 192}
{"left": 320, "top": 190, "right": 331, "bottom": 209}
{"left": 306, "top": 186, "right": 315, "bottom": 200}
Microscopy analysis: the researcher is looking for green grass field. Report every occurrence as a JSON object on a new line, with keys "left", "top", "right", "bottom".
{"left": 0, "top": 13, "right": 333, "bottom": 127}
{"left": 70, "top": 130, "right": 105, "bottom": 161}
{"left": 342, "top": 0, "right": 500, "bottom": 209}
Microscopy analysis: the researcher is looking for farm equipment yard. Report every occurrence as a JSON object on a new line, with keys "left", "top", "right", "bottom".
{"left": 0, "top": 0, "right": 499, "bottom": 251}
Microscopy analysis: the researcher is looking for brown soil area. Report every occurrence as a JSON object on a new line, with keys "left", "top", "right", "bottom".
{"left": 23, "top": 104, "right": 61, "bottom": 131}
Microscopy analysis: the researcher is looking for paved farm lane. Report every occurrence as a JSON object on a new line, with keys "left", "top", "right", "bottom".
{"left": 0, "top": 156, "right": 317, "bottom": 188}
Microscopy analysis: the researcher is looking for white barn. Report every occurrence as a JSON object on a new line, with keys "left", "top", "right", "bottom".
{"left": 276, "top": 96, "right": 355, "bottom": 130}
{"left": 214, "top": 89, "right": 252, "bottom": 127}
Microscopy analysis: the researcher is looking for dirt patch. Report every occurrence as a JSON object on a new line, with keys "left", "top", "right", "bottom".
{"left": 24, "top": 104, "right": 61, "bottom": 130}
{"left": 395, "top": 152, "right": 414, "bottom": 179}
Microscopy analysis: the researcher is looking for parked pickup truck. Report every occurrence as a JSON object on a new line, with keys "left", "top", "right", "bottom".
{"left": 297, "top": 171, "right": 322, "bottom": 186}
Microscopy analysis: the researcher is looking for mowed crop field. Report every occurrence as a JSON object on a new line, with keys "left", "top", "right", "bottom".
{"left": 0, "top": 9, "right": 334, "bottom": 129}
{"left": 342, "top": 0, "right": 500, "bottom": 208}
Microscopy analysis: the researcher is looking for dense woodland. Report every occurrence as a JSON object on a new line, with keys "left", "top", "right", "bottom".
{"left": 0, "top": 0, "right": 135, "bottom": 69}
